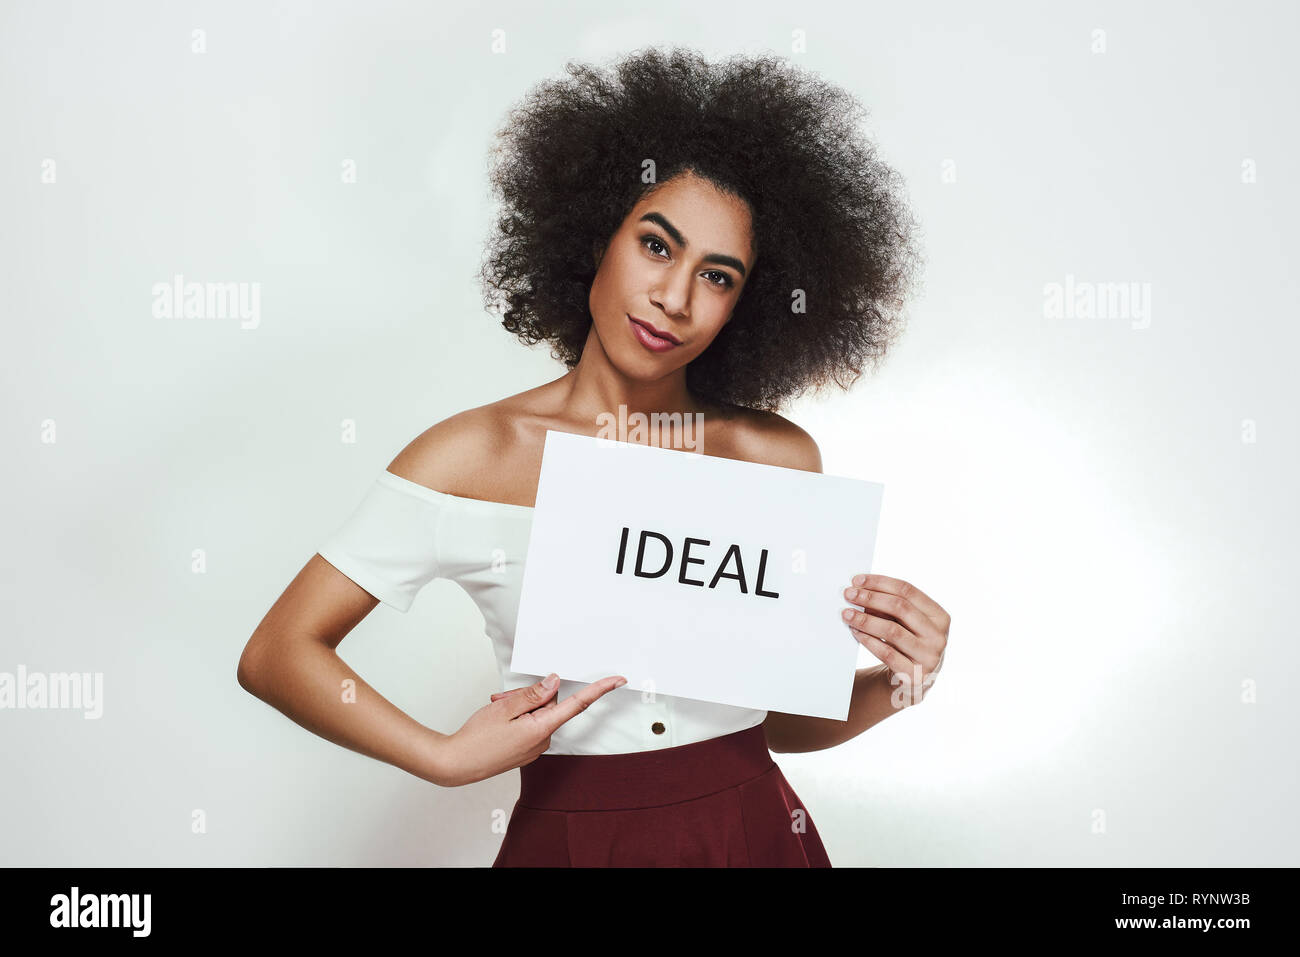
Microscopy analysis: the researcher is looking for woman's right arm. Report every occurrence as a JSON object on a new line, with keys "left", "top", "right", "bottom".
{"left": 236, "top": 554, "right": 625, "bottom": 787}
{"left": 236, "top": 552, "right": 454, "bottom": 785}
{"left": 238, "top": 417, "right": 626, "bottom": 786}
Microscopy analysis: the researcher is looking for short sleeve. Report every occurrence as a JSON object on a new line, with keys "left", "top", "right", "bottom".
{"left": 316, "top": 471, "right": 446, "bottom": 613}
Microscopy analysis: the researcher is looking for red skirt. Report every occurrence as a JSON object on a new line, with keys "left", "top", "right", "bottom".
{"left": 492, "top": 723, "right": 832, "bottom": 867}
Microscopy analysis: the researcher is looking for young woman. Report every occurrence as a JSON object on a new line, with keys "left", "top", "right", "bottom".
{"left": 237, "top": 47, "right": 949, "bottom": 867}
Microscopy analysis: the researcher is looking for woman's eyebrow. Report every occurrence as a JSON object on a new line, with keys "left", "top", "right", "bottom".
{"left": 638, "top": 211, "right": 747, "bottom": 278}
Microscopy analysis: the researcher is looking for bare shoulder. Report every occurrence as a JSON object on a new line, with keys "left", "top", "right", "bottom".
{"left": 728, "top": 407, "right": 823, "bottom": 474}
{"left": 385, "top": 403, "right": 514, "bottom": 495}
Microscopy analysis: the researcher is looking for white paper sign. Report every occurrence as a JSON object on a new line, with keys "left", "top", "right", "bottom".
{"left": 510, "top": 430, "right": 885, "bottom": 721}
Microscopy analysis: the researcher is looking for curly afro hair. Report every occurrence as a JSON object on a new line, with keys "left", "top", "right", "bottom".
{"left": 478, "top": 45, "right": 923, "bottom": 413}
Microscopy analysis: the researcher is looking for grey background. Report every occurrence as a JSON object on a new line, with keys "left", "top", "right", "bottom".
{"left": 2, "top": 0, "right": 1296, "bottom": 866}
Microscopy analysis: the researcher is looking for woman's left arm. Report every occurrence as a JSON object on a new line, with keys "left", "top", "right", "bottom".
{"left": 762, "top": 574, "right": 949, "bottom": 754}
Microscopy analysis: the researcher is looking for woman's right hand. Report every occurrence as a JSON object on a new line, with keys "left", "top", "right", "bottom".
{"left": 434, "top": 673, "right": 626, "bottom": 787}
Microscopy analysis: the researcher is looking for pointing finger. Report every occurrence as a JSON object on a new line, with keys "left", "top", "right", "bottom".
{"left": 532, "top": 676, "right": 627, "bottom": 732}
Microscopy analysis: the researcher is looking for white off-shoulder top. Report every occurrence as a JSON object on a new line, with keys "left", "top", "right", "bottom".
{"left": 316, "top": 469, "right": 769, "bottom": 756}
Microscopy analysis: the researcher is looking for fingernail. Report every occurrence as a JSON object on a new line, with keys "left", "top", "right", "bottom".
{"left": 614, "top": 678, "right": 627, "bottom": 688}
{"left": 542, "top": 673, "right": 558, "bottom": 689}
{"left": 853, "top": 574, "right": 866, "bottom": 586}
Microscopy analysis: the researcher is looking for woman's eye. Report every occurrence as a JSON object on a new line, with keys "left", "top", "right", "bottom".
{"left": 643, "top": 236, "right": 734, "bottom": 289}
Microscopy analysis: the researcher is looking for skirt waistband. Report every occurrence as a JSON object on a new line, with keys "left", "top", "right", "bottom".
{"left": 518, "top": 724, "right": 775, "bottom": 812}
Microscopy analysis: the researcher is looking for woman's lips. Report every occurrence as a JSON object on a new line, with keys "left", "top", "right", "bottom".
{"left": 628, "top": 315, "right": 680, "bottom": 352}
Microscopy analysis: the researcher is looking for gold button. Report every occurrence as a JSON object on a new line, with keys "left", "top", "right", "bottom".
{"left": 651, "top": 722, "right": 665, "bottom": 734}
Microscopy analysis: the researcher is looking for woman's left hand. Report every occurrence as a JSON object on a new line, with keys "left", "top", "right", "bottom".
{"left": 842, "top": 574, "right": 949, "bottom": 706}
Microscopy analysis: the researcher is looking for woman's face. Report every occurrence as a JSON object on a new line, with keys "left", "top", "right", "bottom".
{"left": 587, "top": 170, "right": 756, "bottom": 382}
